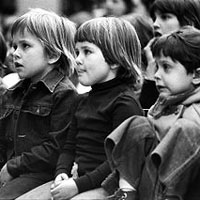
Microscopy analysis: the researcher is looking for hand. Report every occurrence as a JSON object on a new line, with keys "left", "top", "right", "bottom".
{"left": 51, "top": 173, "right": 69, "bottom": 190}
{"left": 143, "top": 38, "right": 157, "bottom": 80}
{"left": 51, "top": 178, "right": 78, "bottom": 200}
{"left": 0, "top": 164, "right": 13, "bottom": 187}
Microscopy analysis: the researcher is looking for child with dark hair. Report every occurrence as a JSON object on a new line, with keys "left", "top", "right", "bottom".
{"left": 141, "top": 0, "right": 200, "bottom": 111}
{"left": 104, "top": 25, "right": 200, "bottom": 200}
{"left": 151, "top": 0, "right": 200, "bottom": 36}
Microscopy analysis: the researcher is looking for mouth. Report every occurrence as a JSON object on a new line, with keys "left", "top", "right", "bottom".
{"left": 154, "top": 31, "right": 162, "bottom": 37}
{"left": 77, "top": 70, "right": 86, "bottom": 76}
{"left": 156, "top": 85, "right": 167, "bottom": 92}
{"left": 14, "top": 62, "right": 23, "bottom": 69}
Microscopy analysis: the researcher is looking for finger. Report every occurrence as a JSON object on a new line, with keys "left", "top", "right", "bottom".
{"left": 50, "top": 183, "right": 55, "bottom": 190}
{"left": 50, "top": 187, "right": 59, "bottom": 196}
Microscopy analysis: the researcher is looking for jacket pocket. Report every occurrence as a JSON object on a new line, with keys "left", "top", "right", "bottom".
{"left": 23, "top": 105, "right": 51, "bottom": 116}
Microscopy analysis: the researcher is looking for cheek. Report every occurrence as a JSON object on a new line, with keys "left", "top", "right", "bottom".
{"left": 166, "top": 21, "right": 180, "bottom": 33}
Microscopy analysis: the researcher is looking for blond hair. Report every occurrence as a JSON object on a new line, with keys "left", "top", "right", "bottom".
{"left": 11, "top": 8, "right": 76, "bottom": 76}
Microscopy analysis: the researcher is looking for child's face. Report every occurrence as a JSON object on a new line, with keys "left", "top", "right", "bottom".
{"left": 154, "top": 53, "right": 194, "bottom": 96}
{"left": 153, "top": 11, "right": 181, "bottom": 36}
{"left": 75, "top": 41, "right": 117, "bottom": 86}
{"left": 12, "top": 30, "right": 52, "bottom": 82}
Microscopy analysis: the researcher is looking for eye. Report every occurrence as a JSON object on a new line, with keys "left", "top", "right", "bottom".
{"left": 84, "top": 49, "right": 92, "bottom": 55}
{"left": 160, "top": 14, "right": 172, "bottom": 21}
{"left": 21, "top": 43, "right": 30, "bottom": 50}
{"left": 162, "top": 63, "right": 171, "bottom": 72}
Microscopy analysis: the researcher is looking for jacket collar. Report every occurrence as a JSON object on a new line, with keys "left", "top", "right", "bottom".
{"left": 148, "top": 87, "right": 200, "bottom": 118}
{"left": 9, "top": 69, "right": 65, "bottom": 93}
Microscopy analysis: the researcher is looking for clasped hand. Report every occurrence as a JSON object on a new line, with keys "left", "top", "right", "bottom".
{"left": 50, "top": 173, "right": 79, "bottom": 200}
{"left": 0, "top": 163, "right": 13, "bottom": 187}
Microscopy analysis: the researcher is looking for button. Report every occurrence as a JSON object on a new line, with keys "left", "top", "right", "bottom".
{"left": 174, "top": 109, "right": 179, "bottom": 115}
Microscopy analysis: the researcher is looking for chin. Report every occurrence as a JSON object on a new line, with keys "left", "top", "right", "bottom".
{"left": 79, "top": 81, "right": 90, "bottom": 86}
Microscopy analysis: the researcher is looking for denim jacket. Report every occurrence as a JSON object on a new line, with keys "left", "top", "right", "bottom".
{"left": 105, "top": 87, "right": 200, "bottom": 200}
{"left": 0, "top": 68, "right": 78, "bottom": 177}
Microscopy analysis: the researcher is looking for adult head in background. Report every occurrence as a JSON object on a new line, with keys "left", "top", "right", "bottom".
{"left": 0, "top": 31, "right": 7, "bottom": 77}
{"left": 104, "top": 0, "right": 134, "bottom": 17}
{"left": 131, "top": 0, "right": 155, "bottom": 20}
{"left": 150, "top": 0, "right": 200, "bottom": 36}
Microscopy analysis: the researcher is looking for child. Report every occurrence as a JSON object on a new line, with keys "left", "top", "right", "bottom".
{"left": 104, "top": 25, "right": 200, "bottom": 200}
{"left": 150, "top": 0, "right": 200, "bottom": 36}
{"left": 140, "top": 0, "right": 200, "bottom": 111}
{"left": 17, "top": 16, "right": 144, "bottom": 200}
{"left": 0, "top": 8, "right": 78, "bottom": 199}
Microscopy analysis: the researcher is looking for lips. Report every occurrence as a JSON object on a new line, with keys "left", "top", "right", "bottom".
{"left": 77, "top": 69, "right": 86, "bottom": 75}
{"left": 156, "top": 85, "right": 167, "bottom": 92}
{"left": 154, "top": 31, "right": 162, "bottom": 37}
{"left": 15, "top": 62, "right": 23, "bottom": 68}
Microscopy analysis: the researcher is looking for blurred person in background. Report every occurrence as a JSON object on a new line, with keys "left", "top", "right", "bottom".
{"left": 0, "top": 31, "right": 8, "bottom": 78}
{"left": 103, "top": 0, "right": 134, "bottom": 17}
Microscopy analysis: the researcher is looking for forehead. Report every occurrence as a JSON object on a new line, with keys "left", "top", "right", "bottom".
{"left": 75, "top": 41, "right": 99, "bottom": 49}
{"left": 12, "top": 29, "right": 37, "bottom": 42}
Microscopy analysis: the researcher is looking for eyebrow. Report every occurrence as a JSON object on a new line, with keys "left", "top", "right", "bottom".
{"left": 13, "top": 38, "right": 31, "bottom": 44}
{"left": 76, "top": 45, "right": 94, "bottom": 50}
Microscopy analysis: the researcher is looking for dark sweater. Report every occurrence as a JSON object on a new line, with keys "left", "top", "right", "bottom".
{"left": 56, "top": 78, "right": 143, "bottom": 193}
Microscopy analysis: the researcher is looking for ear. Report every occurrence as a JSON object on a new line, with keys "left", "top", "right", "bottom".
{"left": 48, "top": 53, "right": 61, "bottom": 65}
{"left": 192, "top": 68, "right": 200, "bottom": 85}
{"left": 110, "top": 64, "right": 119, "bottom": 70}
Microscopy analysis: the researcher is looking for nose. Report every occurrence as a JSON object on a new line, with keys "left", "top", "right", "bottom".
{"left": 154, "top": 68, "right": 161, "bottom": 81}
{"left": 75, "top": 54, "right": 83, "bottom": 65}
{"left": 13, "top": 47, "right": 20, "bottom": 60}
{"left": 153, "top": 17, "right": 160, "bottom": 30}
